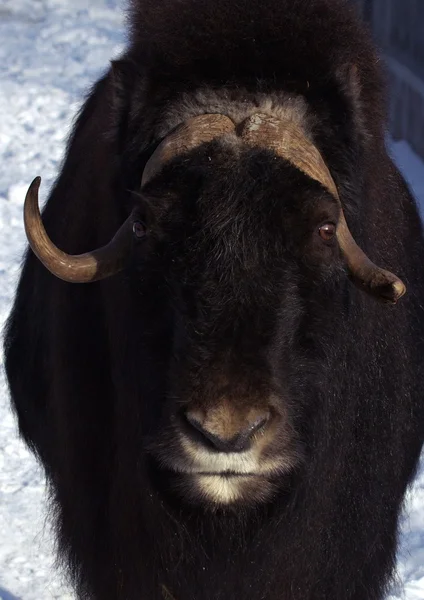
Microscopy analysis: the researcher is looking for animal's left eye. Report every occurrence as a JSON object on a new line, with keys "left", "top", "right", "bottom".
{"left": 133, "top": 220, "right": 147, "bottom": 240}
{"left": 318, "top": 223, "right": 336, "bottom": 242}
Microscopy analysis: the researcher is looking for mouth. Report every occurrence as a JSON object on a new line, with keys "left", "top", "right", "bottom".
{"left": 185, "top": 470, "right": 263, "bottom": 477}
{"left": 150, "top": 431, "right": 303, "bottom": 506}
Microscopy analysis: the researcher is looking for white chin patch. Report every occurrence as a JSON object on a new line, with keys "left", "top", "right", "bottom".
{"left": 196, "top": 474, "right": 249, "bottom": 504}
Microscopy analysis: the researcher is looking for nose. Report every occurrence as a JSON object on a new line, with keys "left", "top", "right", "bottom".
{"left": 184, "top": 405, "right": 270, "bottom": 453}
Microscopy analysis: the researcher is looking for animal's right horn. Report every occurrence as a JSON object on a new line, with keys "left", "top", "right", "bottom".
{"left": 24, "top": 177, "right": 134, "bottom": 283}
{"left": 142, "top": 114, "right": 235, "bottom": 186}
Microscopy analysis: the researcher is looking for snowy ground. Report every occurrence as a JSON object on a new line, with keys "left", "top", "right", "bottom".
{"left": 0, "top": 1, "right": 423, "bottom": 599}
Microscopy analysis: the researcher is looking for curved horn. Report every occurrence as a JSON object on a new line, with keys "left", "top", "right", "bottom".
{"left": 24, "top": 116, "right": 234, "bottom": 284}
{"left": 239, "top": 113, "right": 406, "bottom": 304}
{"left": 142, "top": 114, "right": 235, "bottom": 186}
{"left": 24, "top": 177, "right": 134, "bottom": 283}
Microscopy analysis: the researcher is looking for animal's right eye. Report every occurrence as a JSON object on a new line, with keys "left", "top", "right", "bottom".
{"left": 133, "top": 221, "right": 147, "bottom": 240}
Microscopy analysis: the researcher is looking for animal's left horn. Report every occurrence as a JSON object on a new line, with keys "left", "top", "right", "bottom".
{"left": 240, "top": 113, "right": 406, "bottom": 304}
{"left": 24, "top": 177, "right": 134, "bottom": 283}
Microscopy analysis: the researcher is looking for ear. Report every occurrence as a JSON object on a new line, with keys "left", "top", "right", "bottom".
{"left": 335, "top": 63, "right": 370, "bottom": 148}
{"left": 109, "top": 58, "right": 139, "bottom": 145}
{"left": 346, "top": 64, "right": 361, "bottom": 108}
{"left": 336, "top": 63, "right": 360, "bottom": 94}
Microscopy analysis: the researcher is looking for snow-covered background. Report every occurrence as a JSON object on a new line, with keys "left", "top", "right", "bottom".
{"left": 0, "top": 1, "right": 423, "bottom": 598}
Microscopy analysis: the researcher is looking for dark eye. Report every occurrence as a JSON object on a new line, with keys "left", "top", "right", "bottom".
{"left": 133, "top": 220, "right": 147, "bottom": 240}
{"left": 318, "top": 223, "right": 336, "bottom": 242}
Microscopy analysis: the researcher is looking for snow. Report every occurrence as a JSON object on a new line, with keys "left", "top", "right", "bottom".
{"left": 0, "top": 1, "right": 423, "bottom": 598}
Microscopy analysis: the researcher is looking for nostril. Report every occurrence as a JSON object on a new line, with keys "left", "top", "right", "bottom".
{"left": 185, "top": 411, "right": 206, "bottom": 436}
{"left": 185, "top": 411, "right": 201, "bottom": 430}
{"left": 247, "top": 415, "right": 269, "bottom": 438}
{"left": 233, "top": 414, "right": 269, "bottom": 451}
{"left": 184, "top": 410, "right": 227, "bottom": 451}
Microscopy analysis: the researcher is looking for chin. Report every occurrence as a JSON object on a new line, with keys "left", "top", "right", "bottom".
{"left": 192, "top": 473, "right": 279, "bottom": 507}
{"left": 160, "top": 470, "right": 285, "bottom": 509}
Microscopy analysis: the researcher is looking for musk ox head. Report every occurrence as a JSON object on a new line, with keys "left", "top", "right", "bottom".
{"left": 23, "top": 112, "right": 405, "bottom": 507}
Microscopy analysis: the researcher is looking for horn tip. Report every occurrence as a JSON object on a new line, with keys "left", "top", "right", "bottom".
{"left": 26, "top": 176, "right": 42, "bottom": 201}
{"left": 376, "top": 278, "right": 406, "bottom": 305}
{"left": 392, "top": 279, "right": 407, "bottom": 303}
{"left": 353, "top": 271, "right": 407, "bottom": 305}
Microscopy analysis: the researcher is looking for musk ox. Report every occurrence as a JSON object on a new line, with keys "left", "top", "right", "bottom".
{"left": 4, "top": 0, "right": 424, "bottom": 598}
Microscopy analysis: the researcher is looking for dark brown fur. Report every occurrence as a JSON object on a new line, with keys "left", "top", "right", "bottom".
{"left": 4, "top": 1, "right": 424, "bottom": 599}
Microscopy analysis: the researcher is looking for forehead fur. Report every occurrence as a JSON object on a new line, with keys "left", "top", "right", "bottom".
{"left": 156, "top": 89, "right": 314, "bottom": 141}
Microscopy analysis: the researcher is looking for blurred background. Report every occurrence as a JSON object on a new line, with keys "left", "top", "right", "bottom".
{"left": 0, "top": 1, "right": 423, "bottom": 599}
{"left": 356, "top": 0, "right": 424, "bottom": 160}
